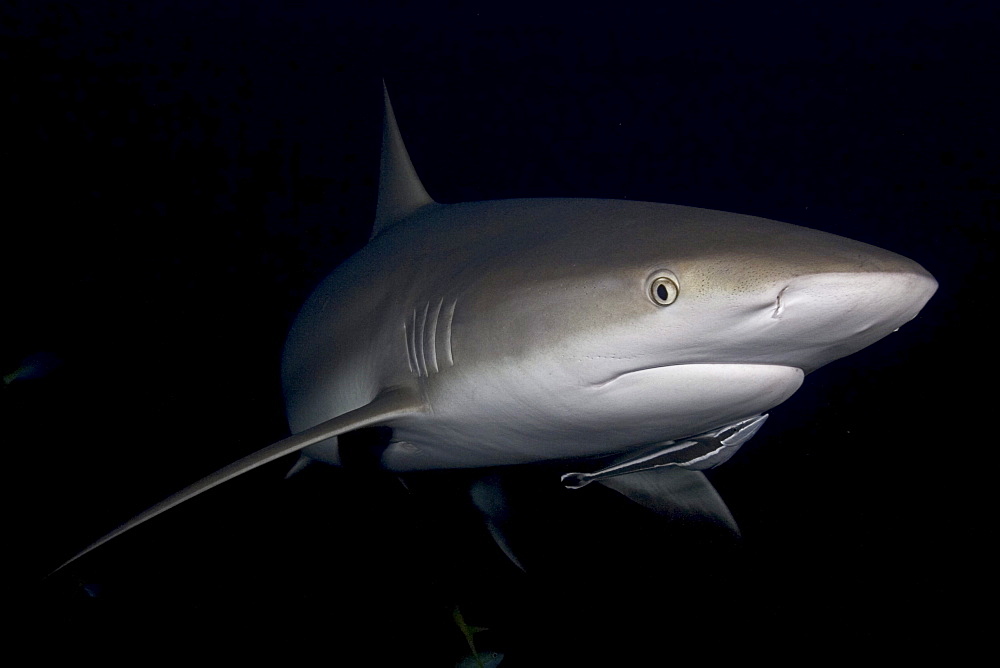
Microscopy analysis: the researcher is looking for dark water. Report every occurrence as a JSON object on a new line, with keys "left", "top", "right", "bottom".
{"left": 7, "top": 2, "right": 993, "bottom": 663}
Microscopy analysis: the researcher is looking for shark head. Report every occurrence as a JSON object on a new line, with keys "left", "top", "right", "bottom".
{"left": 382, "top": 196, "right": 937, "bottom": 470}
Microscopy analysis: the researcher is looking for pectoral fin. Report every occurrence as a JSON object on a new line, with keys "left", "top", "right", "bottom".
{"left": 52, "top": 386, "right": 427, "bottom": 574}
{"left": 469, "top": 473, "right": 526, "bottom": 572}
{"left": 597, "top": 468, "right": 740, "bottom": 536}
{"left": 284, "top": 454, "right": 316, "bottom": 479}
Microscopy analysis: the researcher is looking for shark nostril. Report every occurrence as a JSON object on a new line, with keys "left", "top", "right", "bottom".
{"left": 771, "top": 287, "right": 788, "bottom": 319}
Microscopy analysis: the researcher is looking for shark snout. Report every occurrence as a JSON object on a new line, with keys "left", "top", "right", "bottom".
{"left": 768, "top": 266, "right": 937, "bottom": 371}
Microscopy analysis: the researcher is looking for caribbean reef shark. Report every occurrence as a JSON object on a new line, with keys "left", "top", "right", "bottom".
{"left": 53, "top": 85, "right": 937, "bottom": 572}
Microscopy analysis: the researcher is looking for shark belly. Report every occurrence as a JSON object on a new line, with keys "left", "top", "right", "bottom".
{"left": 379, "top": 363, "right": 804, "bottom": 471}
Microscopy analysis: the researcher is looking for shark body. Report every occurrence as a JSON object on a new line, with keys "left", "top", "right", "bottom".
{"left": 54, "top": 85, "right": 937, "bottom": 571}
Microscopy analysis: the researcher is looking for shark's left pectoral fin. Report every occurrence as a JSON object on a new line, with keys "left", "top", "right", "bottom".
{"left": 51, "top": 386, "right": 427, "bottom": 574}
{"left": 597, "top": 468, "right": 740, "bottom": 536}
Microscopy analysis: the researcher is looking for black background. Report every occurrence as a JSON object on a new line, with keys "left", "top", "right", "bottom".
{"left": 6, "top": 2, "right": 995, "bottom": 663}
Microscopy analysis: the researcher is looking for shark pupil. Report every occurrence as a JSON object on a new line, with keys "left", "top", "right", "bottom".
{"left": 649, "top": 275, "right": 678, "bottom": 305}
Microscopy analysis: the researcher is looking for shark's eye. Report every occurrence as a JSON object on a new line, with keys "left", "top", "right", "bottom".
{"left": 649, "top": 275, "right": 679, "bottom": 306}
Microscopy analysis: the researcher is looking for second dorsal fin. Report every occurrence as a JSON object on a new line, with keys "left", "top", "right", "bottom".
{"left": 372, "top": 83, "right": 434, "bottom": 239}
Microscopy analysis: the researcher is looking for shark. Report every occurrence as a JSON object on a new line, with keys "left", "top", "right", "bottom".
{"left": 53, "top": 85, "right": 937, "bottom": 572}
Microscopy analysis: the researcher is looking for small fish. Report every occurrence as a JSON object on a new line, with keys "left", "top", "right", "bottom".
{"left": 453, "top": 605, "right": 503, "bottom": 668}
{"left": 455, "top": 651, "right": 504, "bottom": 668}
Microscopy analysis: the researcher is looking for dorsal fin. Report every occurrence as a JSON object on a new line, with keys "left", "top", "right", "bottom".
{"left": 372, "top": 83, "right": 434, "bottom": 239}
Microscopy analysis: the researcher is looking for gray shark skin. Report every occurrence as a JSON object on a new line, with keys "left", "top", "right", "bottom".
{"left": 52, "top": 85, "right": 937, "bottom": 572}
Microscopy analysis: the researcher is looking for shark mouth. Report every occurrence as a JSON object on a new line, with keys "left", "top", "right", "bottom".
{"left": 593, "top": 362, "right": 803, "bottom": 389}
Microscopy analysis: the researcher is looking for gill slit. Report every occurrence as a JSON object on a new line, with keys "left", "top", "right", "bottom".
{"left": 426, "top": 298, "right": 443, "bottom": 374}
{"left": 416, "top": 302, "right": 430, "bottom": 376}
{"left": 410, "top": 308, "right": 420, "bottom": 375}
{"left": 441, "top": 298, "right": 456, "bottom": 366}
{"left": 403, "top": 321, "right": 414, "bottom": 373}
